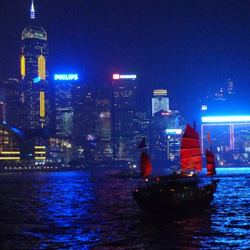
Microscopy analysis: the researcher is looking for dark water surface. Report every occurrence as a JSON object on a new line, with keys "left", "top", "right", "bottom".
{"left": 0, "top": 168, "right": 250, "bottom": 249}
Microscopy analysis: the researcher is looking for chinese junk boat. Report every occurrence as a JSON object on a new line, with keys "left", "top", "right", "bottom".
{"left": 133, "top": 124, "right": 219, "bottom": 213}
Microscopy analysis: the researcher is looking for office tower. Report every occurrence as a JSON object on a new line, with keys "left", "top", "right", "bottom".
{"left": 72, "top": 82, "right": 96, "bottom": 163}
{"left": 3, "top": 78, "right": 26, "bottom": 128}
{"left": 20, "top": 0, "right": 50, "bottom": 129}
{"left": 72, "top": 83, "right": 96, "bottom": 139}
{"left": 54, "top": 74, "right": 77, "bottom": 138}
{"left": 150, "top": 111, "right": 180, "bottom": 167}
{"left": 112, "top": 74, "right": 138, "bottom": 164}
{"left": 93, "top": 87, "right": 112, "bottom": 163}
{"left": 152, "top": 89, "right": 169, "bottom": 117}
{"left": 134, "top": 107, "right": 150, "bottom": 147}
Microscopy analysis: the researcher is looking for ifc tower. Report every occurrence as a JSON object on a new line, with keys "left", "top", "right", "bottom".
{"left": 20, "top": 0, "right": 50, "bottom": 129}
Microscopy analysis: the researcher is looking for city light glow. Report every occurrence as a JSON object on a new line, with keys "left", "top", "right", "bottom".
{"left": 202, "top": 116, "right": 250, "bottom": 123}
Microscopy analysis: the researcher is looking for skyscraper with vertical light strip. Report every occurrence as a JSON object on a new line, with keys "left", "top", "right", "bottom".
{"left": 20, "top": 0, "right": 50, "bottom": 129}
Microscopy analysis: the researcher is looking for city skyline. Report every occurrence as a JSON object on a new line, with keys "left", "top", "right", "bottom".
{"left": 1, "top": 0, "right": 250, "bottom": 116}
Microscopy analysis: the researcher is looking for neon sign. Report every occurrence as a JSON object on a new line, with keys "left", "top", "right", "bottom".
{"left": 202, "top": 116, "right": 250, "bottom": 123}
{"left": 54, "top": 74, "right": 78, "bottom": 81}
{"left": 112, "top": 74, "right": 137, "bottom": 80}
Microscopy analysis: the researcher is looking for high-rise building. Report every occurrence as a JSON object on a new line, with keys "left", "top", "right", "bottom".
{"left": 20, "top": 0, "right": 50, "bottom": 129}
{"left": 152, "top": 89, "right": 169, "bottom": 117}
{"left": 93, "top": 87, "right": 112, "bottom": 163}
{"left": 150, "top": 111, "right": 180, "bottom": 167}
{"left": 4, "top": 78, "right": 26, "bottom": 128}
{"left": 54, "top": 74, "right": 77, "bottom": 138}
{"left": 72, "top": 82, "right": 96, "bottom": 163}
{"left": 112, "top": 73, "right": 138, "bottom": 164}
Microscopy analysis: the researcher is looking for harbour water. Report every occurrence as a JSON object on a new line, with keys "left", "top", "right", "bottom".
{"left": 0, "top": 168, "right": 250, "bottom": 249}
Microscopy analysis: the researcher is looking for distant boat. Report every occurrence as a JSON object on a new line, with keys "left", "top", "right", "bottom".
{"left": 107, "top": 167, "right": 140, "bottom": 179}
{"left": 133, "top": 124, "right": 219, "bottom": 213}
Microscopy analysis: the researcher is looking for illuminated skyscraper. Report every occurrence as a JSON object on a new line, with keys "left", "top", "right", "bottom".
{"left": 20, "top": 0, "right": 50, "bottom": 129}
{"left": 112, "top": 74, "right": 138, "bottom": 163}
{"left": 150, "top": 111, "right": 180, "bottom": 167}
{"left": 54, "top": 75, "right": 76, "bottom": 138}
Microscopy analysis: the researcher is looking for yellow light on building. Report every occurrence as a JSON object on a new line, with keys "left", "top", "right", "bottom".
{"left": 1, "top": 152, "right": 20, "bottom": 154}
{"left": 40, "top": 91, "right": 45, "bottom": 117}
{"left": 153, "top": 89, "right": 167, "bottom": 96}
{"left": 35, "top": 157, "right": 46, "bottom": 160}
{"left": 35, "top": 152, "right": 46, "bottom": 154}
{"left": 38, "top": 55, "right": 46, "bottom": 80}
{"left": 35, "top": 146, "right": 46, "bottom": 149}
{"left": 21, "top": 55, "right": 25, "bottom": 77}
{"left": 0, "top": 157, "right": 20, "bottom": 160}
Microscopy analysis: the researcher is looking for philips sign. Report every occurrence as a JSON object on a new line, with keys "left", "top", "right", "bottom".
{"left": 54, "top": 74, "right": 79, "bottom": 81}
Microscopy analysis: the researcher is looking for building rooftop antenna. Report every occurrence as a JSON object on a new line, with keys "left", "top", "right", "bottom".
{"left": 30, "top": 0, "right": 35, "bottom": 19}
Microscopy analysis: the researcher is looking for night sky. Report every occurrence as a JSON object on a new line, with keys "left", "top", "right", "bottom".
{"left": 1, "top": 0, "right": 250, "bottom": 118}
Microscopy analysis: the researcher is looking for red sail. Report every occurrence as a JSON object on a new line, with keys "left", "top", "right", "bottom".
{"left": 206, "top": 149, "right": 216, "bottom": 176}
{"left": 181, "top": 124, "right": 202, "bottom": 172}
{"left": 140, "top": 151, "right": 152, "bottom": 177}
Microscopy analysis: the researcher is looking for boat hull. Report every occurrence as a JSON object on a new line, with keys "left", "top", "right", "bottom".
{"left": 133, "top": 180, "right": 219, "bottom": 213}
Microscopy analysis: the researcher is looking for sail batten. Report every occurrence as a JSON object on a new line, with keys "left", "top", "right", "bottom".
{"left": 181, "top": 124, "right": 202, "bottom": 172}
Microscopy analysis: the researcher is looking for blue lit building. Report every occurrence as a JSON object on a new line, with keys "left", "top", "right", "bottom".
{"left": 201, "top": 116, "right": 250, "bottom": 166}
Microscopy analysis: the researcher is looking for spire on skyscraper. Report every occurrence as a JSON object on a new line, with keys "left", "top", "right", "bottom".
{"left": 30, "top": 0, "right": 35, "bottom": 19}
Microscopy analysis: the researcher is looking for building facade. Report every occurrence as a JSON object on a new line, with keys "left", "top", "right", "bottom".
{"left": 112, "top": 74, "right": 138, "bottom": 164}
{"left": 54, "top": 74, "right": 77, "bottom": 138}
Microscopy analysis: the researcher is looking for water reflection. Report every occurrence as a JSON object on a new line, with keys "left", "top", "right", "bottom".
{"left": 0, "top": 172, "right": 101, "bottom": 249}
{"left": 0, "top": 168, "right": 250, "bottom": 248}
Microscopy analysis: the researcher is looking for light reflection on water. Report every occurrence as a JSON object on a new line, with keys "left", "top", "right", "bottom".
{"left": 0, "top": 168, "right": 249, "bottom": 249}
